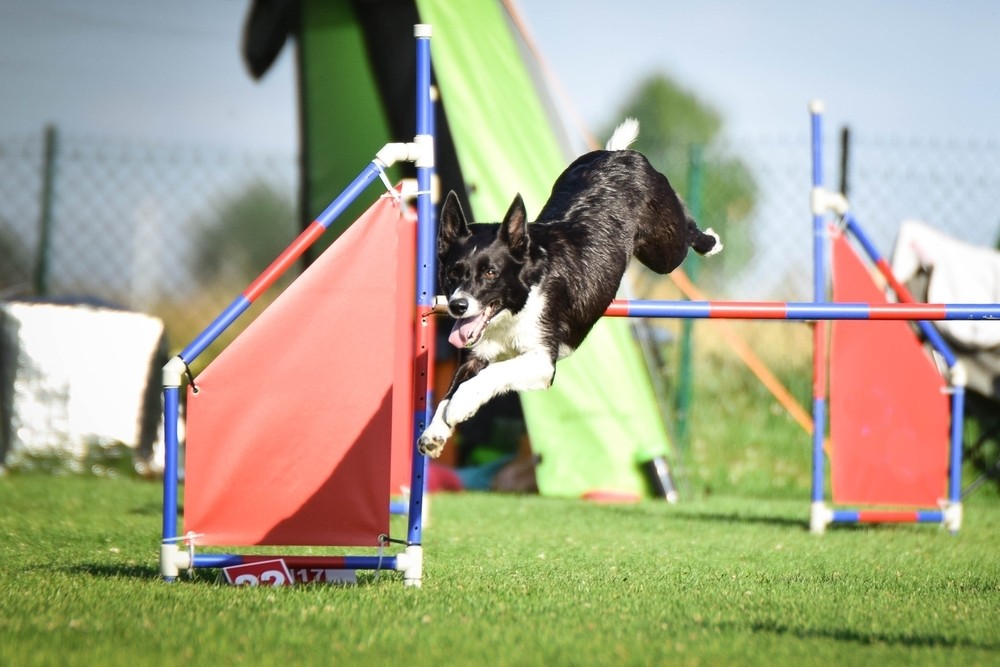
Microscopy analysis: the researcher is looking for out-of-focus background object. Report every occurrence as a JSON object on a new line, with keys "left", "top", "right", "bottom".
{"left": 0, "top": 300, "right": 166, "bottom": 476}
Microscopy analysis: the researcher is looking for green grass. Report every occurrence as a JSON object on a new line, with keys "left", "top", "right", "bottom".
{"left": 2, "top": 326, "right": 997, "bottom": 665}
{"left": 685, "top": 344, "right": 815, "bottom": 498}
{"left": 1, "top": 475, "right": 998, "bottom": 666}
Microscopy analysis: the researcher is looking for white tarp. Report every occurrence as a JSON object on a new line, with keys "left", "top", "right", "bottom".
{"left": 0, "top": 300, "right": 165, "bottom": 474}
{"left": 892, "top": 220, "right": 1000, "bottom": 350}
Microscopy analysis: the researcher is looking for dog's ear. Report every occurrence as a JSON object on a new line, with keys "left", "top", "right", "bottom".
{"left": 499, "top": 193, "right": 529, "bottom": 256}
{"left": 438, "top": 191, "right": 470, "bottom": 257}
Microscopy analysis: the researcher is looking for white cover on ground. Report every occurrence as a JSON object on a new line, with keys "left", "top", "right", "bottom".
{"left": 891, "top": 220, "right": 1000, "bottom": 350}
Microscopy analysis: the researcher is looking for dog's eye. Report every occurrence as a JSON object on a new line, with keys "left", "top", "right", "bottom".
{"left": 483, "top": 268, "right": 498, "bottom": 280}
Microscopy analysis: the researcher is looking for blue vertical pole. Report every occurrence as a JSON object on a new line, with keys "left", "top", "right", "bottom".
{"left": 160, "top": 379, "right": 181, "bottom": 581}
{"left": 949, "top": 386, "right": 965, "bottom": 506}
{"left": 414, "top": 32, "right": 435, "bottom": 313}
{"left": 407, "top": 24, "right": 434, "bottom": 549}
{"left": 809, "top": 102, "right": 827, "bottom": 507}
{"left": 161, "top": 386, "right": 180, "bottom": 542}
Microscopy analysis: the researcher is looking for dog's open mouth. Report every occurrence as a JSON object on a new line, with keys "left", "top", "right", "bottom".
{"left": 448, "top": 303, "right": 497, "bottom": 349}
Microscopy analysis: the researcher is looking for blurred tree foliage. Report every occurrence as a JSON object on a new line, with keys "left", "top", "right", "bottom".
{"left": 603, "top": 74, "right": 757, "bottom": 282}
{"left": 192, "top": 183, "right": 297, "bottom": 285}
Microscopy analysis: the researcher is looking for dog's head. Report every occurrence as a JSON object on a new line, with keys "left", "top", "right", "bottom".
{"left": 437, "top": 191, "right": 536, "bottom": 349}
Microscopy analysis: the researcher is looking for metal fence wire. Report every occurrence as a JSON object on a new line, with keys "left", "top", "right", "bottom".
{"left": 1, "top": 127, "right": 998, "bottom": 357}
{"left": 0, "top": 128, "right": 298, "bottom": 352}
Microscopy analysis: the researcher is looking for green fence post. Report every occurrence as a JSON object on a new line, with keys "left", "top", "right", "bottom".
{"left": 34, "top": 124, "right": 58, "bottom": 297}
{"left": 674, "top": 143, "right": 704, "bottom": 450}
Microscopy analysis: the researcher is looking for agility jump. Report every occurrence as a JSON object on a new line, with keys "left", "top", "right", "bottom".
{"left": 160, "top": 25, "right": 436, "bottom": 587}
{"left": 160, "top": 21, "right": 1000, "bottom": 587}
{"left": 600, "top": 101, "right": 996, "bottom": 533}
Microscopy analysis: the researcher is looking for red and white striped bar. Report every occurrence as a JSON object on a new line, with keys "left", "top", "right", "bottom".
{"left": 604, "top": 299, "right": 1000, "bottom": 321}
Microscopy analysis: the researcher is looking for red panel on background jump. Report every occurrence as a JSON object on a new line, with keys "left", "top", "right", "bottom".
{"left": 184, "top": 197, "right": 415, "bottom": 547}
{"left": 830, "top": 234, "right": 948, "bottom": 506}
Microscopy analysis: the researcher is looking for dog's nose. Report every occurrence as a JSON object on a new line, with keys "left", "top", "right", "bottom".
{"left": 449, "top": 297, "right": 469, "bottom": 316}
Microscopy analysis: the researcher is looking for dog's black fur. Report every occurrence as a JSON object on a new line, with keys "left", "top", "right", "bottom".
{"left": 418, "top": 121, "right": 721, "bottom": 457}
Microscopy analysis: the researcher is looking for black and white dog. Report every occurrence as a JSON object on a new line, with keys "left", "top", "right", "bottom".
{"left": 418, "top": 120, "right": 721, "bottom": 457}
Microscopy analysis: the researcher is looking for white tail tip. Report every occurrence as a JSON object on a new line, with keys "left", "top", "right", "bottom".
{"left": 605, "top": 118, "right": 640, "bottom": 150}
{"left": 702, "top": 228, "right": 723, "bottom": 257}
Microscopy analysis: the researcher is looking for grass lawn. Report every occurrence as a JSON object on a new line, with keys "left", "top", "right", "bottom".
{"left": 1, "top": 474, "right": 998, "bottom": 666}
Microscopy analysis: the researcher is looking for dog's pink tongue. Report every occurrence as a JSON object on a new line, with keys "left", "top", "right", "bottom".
{"left": 448, "top": 312, "right": 487, "bottom": 348}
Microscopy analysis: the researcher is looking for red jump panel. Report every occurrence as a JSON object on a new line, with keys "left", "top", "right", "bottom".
{"left": 829, "top": 235, "right": 949, "bottom": 507}
{"left": 184, "top": 198, "right": 416, "bottom": 547}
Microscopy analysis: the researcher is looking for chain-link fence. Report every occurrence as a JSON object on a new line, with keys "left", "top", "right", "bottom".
{"left": 2, "top": 127, "right": 998, "bottom": 357}
{"left": 2, "top": 126, "right": 999, "bottom": 485}
{"left": 676, "top": 132, "right": 1000, "bottom": 301}
{"left": 0, "top": 127, "right": 299, "bottom": 357}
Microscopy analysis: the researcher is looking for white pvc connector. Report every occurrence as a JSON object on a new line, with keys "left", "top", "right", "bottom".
{"left": 809, "top": 99, "right": 825, "bottom": 114}
{"left": 162, "top": 355, "right": 187, "bottom": 387}
{"left": 414, "top": 24, "right": 432, "bottom": 38}
{"left": 810, "top": 501, "right": 832, "bottom": 535}
{"left": 398, "top": 544, "right": 423, "bottom": 588}
{"left": 375, "top": 143, "right": 419, "bottom": 169}
{"left": 375, "top": 137, "right": 434, "bottom": 170}
{"left": 432, "top": 295, "right": 450, "bottom": 313}
{"left": 413, "top": 134, "right": 434, "bottom": 169}
{"left": 398, "top": 173, "right": 440, "bottom": 204}
{"left": 810, "top": 187, "right": 850, "bottom": 216}
{"left": 160, "top": 542, "right": 191, "bottom": 579}
{"left": 943, "top": 501, "right": 963, "bottom": 533}
{"left": 160, "top": 543, "right": 179, "bottom": 579}
{"left": 398, "top": 179, "right": 419, "bottom": 199}
{"left": 949, "top": 360, "right": 968, "bottom": 388}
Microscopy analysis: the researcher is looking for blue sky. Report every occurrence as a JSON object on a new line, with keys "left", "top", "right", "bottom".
{"left": 524, "top": 0, "right": 1000, "bottom": 140}
{"left": 2, "top": 0, "right": 999, "bottom": 149}
{"left": 0, "top": 1, "right": 296, "bottom": 149}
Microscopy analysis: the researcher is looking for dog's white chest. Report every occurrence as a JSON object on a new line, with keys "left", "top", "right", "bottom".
{"left": 472, "top": 286, "right": 556, "bottom": 362}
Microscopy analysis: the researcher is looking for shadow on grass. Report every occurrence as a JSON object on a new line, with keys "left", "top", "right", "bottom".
{"left": 68, "top": 561, "right": 397, "bottom": 588}
{"left": 584, "top": 502, "right": 810, "bottom": 530}
{"left": 68, "top": 563, "right": 160, "bottom": 579}
{"left": 749, "top": 620, "right": 1000, "bottom": 651}
{"left": 677, "top": 511, "right": 808, "bottom": 530}
{"left": 128, "top": 501, "right": 167, "bottom": 517}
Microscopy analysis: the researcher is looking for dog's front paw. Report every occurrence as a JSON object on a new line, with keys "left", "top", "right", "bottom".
{"left": 418, "top": 401, "right": 453, "bottom": 458}
{"left": 418, "top": 431, "right": 447, "bottom": 458}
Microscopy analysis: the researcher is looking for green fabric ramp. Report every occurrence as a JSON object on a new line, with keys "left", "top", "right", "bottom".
{"left": 298, "top": 0, "right": 397, "bottom": 244}
{"left": 417, "top": 0, "right": 671, "bottom": 497}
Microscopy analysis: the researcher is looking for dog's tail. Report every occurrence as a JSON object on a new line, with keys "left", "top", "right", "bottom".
{"left": 686, "top": 201, "right": 723, "bottom": 257}
{"left": 605, "top": 118, "right": 640, "bottom": 151}
{"left": 693, "top": 226, "right": 723, "bottom": 256}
